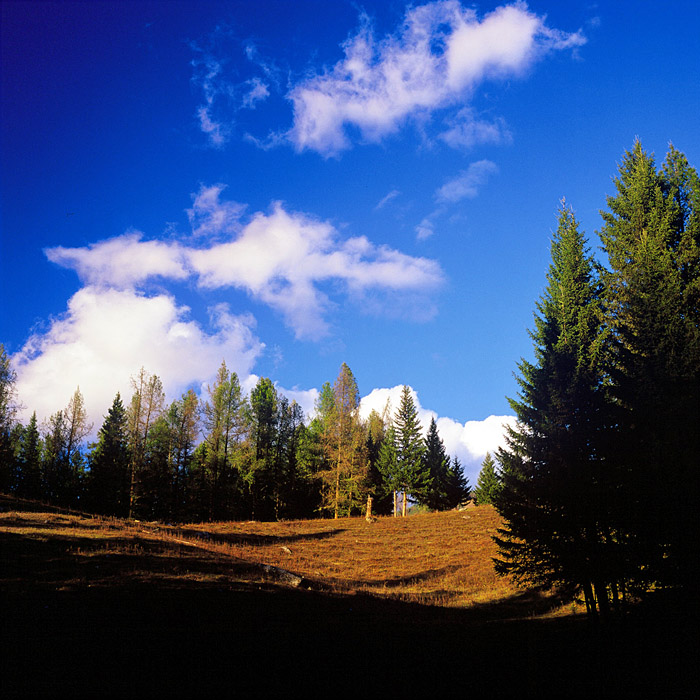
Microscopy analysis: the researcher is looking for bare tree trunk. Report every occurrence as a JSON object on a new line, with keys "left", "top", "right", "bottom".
{"left": 402, "top": 491, "right": 407, "bottom": 517}
{"left": 393, "top": 490, "right": 397, "bottom": 517}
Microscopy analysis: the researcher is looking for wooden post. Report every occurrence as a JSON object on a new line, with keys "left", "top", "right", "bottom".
{"left": 365, "top": 495, "right": 373, "bottom": 522}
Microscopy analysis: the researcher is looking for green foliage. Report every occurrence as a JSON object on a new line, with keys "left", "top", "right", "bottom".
{"left": 598, "top": 141, "right": 700, "bottom": 588}
{"left": 393, "top": 386, "right": 429, "bottom": 514}
{"left": 88, "top": 394, "right": 130, "bottom": 516}
{"left": 473, "top": 453, "right": 500, "bottom": 506}
{"left": 494, "top": 204, "right": 614, "bottom": 614}
{"left": 16, "top": 413, "right": 43, "bottom": 499}
{"left": 421, "top": 417, "right": 450, "bottom": 510}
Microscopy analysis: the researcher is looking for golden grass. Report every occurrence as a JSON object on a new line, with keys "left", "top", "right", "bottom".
{"left": 0, "top": 499, "right": 577, "bottom": 617}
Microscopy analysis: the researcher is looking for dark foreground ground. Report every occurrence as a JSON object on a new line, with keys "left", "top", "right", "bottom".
{"left": 1, "top": 511, "right": 698, "bottom": 698}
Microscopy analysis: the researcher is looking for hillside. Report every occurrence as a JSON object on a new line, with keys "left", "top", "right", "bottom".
{"left": 1, "top": 495, "right": 696, "bottom": 697}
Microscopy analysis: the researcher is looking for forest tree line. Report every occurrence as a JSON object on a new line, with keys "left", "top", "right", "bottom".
{"left": 0, "top": 357, "right": 469, "bottom": 523}
{"left": 471, "top": 141, "right": 700, "bottom": 618}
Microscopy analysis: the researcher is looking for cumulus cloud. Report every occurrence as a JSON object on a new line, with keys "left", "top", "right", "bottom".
{"left": 287, "top": 1, "right": 585, "bottom": 156}
{"left": 189, "top": 200, "right": 443, "bottom": 338}
{"left": 435, "top": 159, "right": 498, "bottom": 203}
{"left": 13, "top": 287, "right": 263, "bottom": 432}
{"left": 359, "top": 384, "right": 516, "bottom": 484}
{"left": 41, "top": 186, "right": 443, "bottom": 341}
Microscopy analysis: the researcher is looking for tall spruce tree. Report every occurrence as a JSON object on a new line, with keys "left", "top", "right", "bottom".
{"left": 393, "top": 386, "right": 428, "bottom": 516}
{"left": 445, "top": 456, "right": 470, "bottom": 509}
{"left": 16, "top": 413, "right": 43, "bottom": 499}
{"left": 599, "top": 141, "right": 700, "bottom": 589}
{"left": 474, "top": 452, "right": 500, "bottom": 506}
{"left": 88, "top": 394, "right": 130, "bottom": 516}
{"left": 376, "top": 423, "right": 400, "bottom": 517}
{"left": 494, "top": 204, "right": 613, "bottom": 616}
{"left": 421, "top": 417, "right": 449, "bottom": 511}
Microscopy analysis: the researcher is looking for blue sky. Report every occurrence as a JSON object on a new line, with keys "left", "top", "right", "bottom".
{"left": 2, "top": 1, "right": 699, "bottom": 483}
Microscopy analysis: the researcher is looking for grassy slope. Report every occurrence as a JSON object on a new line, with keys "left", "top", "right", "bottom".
{"left": 1, "top": 495, "right": 697, "bottom": 698}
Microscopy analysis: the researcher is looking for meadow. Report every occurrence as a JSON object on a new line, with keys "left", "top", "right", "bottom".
{"left": 1, "top": 495, "right": 696, "bottom": 697}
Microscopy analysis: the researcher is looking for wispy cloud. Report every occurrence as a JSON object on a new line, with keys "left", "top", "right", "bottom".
{"left": 375, "top": 189, "right": 401, "bottom": 210}
{"left": 191, "top": 33, "right": 278, "bottom": 147}
{"left": 435, "top": 160, "right": 498, "bottom": 203}
{"left": 287, "top": 1, "right": 585, "bottom": 156}
{"left": 439, "top": 108, "right": 512, "bottom": 150}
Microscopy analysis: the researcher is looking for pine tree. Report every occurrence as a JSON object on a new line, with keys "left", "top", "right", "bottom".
{"left": 88, "top": 394, "right": 130, "bottom": 516}
{"left": 247, "top": 377, "right": 279, "bottom": 520}
{"left": 445, "top": 456, "right": 470, "bottom": 509}
{"left": 599, "top": 141, "right": 700, "bottom": 588}
{"left": 365, "top": 408, "right": 394, "bottom": 516}
{"left": 494, "top": 204, "right": 613, "bottom": 616}
{"left": 393, "top": 386, "right": 428, "bottom": 516}
{"left": 421, "top": 417, "right": 449, "bottom": 510}
{"left": 376, "top": 423, "right": 400, "bottom": 516}
{"left": 16, "top": 412, "right": 43, "bottom": 499}
{"left": 473, "top": 452, "right": 500, "bottom": 505}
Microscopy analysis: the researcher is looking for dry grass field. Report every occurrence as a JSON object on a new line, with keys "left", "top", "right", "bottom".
{"left": 1, "top": 495, "right": 696, "bottom": 698}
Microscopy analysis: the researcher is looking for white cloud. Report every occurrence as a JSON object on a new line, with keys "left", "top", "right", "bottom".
{"left": 360, "top": 384, "right": 516, "bottom": 484}
{"left": 191, "top": 53, "right": 231, "bottom": 148}
{"left": 242, "top": 77, "right": 270, "bottom": 109}
{"left": 375, "top": 189, "right": 401, "bottom": 210}
{"left": 186, "top": 194, "right": 444, "bottom": 339}
{"left": 46, "top": 232, "right": 187, "bottom": 288}
{"left": 40, "top": 186, "right": 443, "bottom": 345}
{"left": 287, "top": 1, "right": 585, "bottom": 156}
{"left": 187, "top": 184, "right": 247, "bottom": 239}
{"left": 435, "top": 159, "right": 498, "bottom": 203}
{"left": 439, "top": 108, "right": 512, "bottom": 150}
{"left": 13, "top": 287, "right": 263, "bottom": 433}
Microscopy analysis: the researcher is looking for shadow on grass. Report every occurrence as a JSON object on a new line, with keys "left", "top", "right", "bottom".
{"left": 2, "top": 512, "right": 698, "bottom": 698}
{"left": 169, "top": 526, "right": 347, "bottom": 547}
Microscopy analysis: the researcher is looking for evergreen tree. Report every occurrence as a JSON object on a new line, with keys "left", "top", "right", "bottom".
{"left": 376, "top": 423, "right": 400, "bottom": 517}
{"left": 599, "top": 141, "right": 700, "bottom": 588}
{"left": 421, "top": 417, "right": 449, "bottom": 510}
{"left": 16, "top": 413, "right": 43, "bottom": 499}
{"left": 473, "top": 453, "right": 500, "bottom": 505}
{"left": 494, "top": 204, "right": 614, "bottom": 617}
{"left": 365, "top": 408, "right": 394, "bottom": 516}
{"left": 393, "top": 386, "right": 428, "bottom": 516}
{"left": 445, "top": 456, "right": 470, "bottom": 509}
{"left": 88, "top": 394, "right": 130, "bottom": 516}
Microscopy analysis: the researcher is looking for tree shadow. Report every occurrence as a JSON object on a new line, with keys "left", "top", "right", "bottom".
{"left": 165, "top": 525, "right": 347, "bottom": 547}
